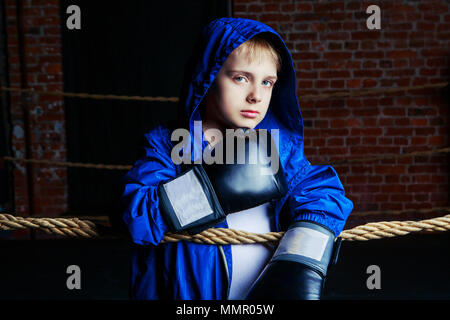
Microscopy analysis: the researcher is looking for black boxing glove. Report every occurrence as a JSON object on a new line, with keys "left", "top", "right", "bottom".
{"left": 157, "top": 129, "right": 288, "bottom": 234}
{"left": 246, "top": 221, "right": 340, "bottom": 300}
{"left": 202, "top": 128, "right": 288, "bottom": 214}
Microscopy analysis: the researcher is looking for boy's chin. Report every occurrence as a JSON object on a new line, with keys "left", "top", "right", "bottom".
{"left": 230, "top": 119, "right": 260, "bottom": 130}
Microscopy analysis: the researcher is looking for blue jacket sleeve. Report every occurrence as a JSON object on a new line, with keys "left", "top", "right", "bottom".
{"left": 120, "top": 126, "right": 177, "bottom": 245}
{"left": 287, "top": 162, "right": 354, "bottom": 237}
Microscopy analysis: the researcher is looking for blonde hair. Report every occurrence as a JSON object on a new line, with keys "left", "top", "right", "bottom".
{"left": 233, "top": 34, "right": 282, "bottom": 73}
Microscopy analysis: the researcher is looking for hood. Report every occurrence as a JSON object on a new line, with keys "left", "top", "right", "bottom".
{"left": 179, "top": 17, "right": 304, "bottom": 160}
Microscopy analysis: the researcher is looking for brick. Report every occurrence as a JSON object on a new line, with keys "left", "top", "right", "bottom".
{"left": 351, "top": 165, "right": 373, "bottom": 174}
{"left": 362, "top": 60, "right": 377, "bottom": 68}
{"left": 407, "top": 184, "right": 436, "bottom": 193}
{"left": 408, "top": 165, "right": 438, "bottom": 174}
{"left": 380, "top": 184, "right": 406, "bottom": 192}
{"left": 292, "top": 52, "right": 320, "bottom": 60}
{"left": 351, "top": 128, "right": 382, "bottom": 136}
{"left": 320, "top": 128, "right": 349, "bottom": 137}
{"left": 427, "top": 58, "right": 446, "bottom": 67}
{"left": 293, "top": 13, "right": 319, "bottom": 22}
{"left": 411, "top": 118, "right": 428, "bottom": 127}
{"left": 412, "top": 175, "right": 431, "bottom": 184}
{"left": 330, "top": 119, "right": 350, "bottom": 128}
{"left": 347, "top": 176, "right": 368, "bottom": 184}
{"left": 386, "top": 50, "right": 418, "bottom": 59}
{"left": 328, "top": 42, "right": 342, "bottom": 50}
{"left": 281, "top": 4, "right": 295, "bottom": 12}
{"left": 323, "top": 32, "right": 350, "bottom": 41}
{"left": 382, "top": 108, "right": 405, "bottom": 116}
{"left": 428, "top": 136, "right": 446, "bottom": 145}
{"left": 319, "top": 108, "right": 350, "bottom": 118}
{"left": 391, "top": 194, "right": 413, "bottom": 202}
{"left": 411, "top": 137, "right": 427, "bottom": 145}
{"left": 392, "top": 60, "right": 408, "bottom": 68}
{"left": 296, "top": 61, "right": 312, "bottom": 70}
{"left": 330, "top": 80, "right": 345, "bottom": 88}
{"left": 431, "top": 175, "right": 446, "bottom": 184}
{"left": 264, "top": 3, "right": 280, "bottom": 12}
{"left": 313, "top": 2, "right": 345, "bottom": 12}
{"left": 353, "top": 70, "right": 383, "bottom": 77}
{"left": 320, "top": 70, "right": 350, "bottom": 78}
{"left": 314, "top": 80, "right": 329, "bottom": 89}
{"left": 327, "top": 137, "right": 344, "bottom": 146}
{"left": 346, "top": 61, "right": 361, "bottom": 69}
{"left": 346, "top": 137, "right": 360, "bottom": 145}
{"left": 362, "top": 137, "right": 376, "bottom": 145}
{"left": 289, "top": 32, "right": 317, "bottom": 41}
{"left": 297, "top": 71, "right": 318, "bottom": 79}
{"left": 295, "top": 3, "right": 313, "bottom": 12}
{"left": 408, "top": 108, "right": 437, "bottom": 117}
{"left": 362, "top": 79, "right": 377, "bottom": 88}
{"left": 311, "top": 22, "right": 327, "bottom": 32}
{"left": 414, "top": 127, "right": 436, "bottom": 135}
{"left": 356, "top": 51, "right": 385, "bottom": 59}
{"left": 323, "top": 52, "right": 352, "bottom": 60}
{"left": 387, "top": 13, "right": 406, "bottom": 23}
{"left": 344, "top": 41, "right": 358, "bottom": 50}
{"left": 298, "top": 80, "right": 314, "bottom": 89}
{"left": 421, "top": 48, "right": 447, "bottom": 57}
{"left": 351, "top": 31, "right": 381, "bottom": 40}
{"left": 312, "top": 138, "right": 326, "bottom": 147}
{"left": 385, "top": 127, "right": 413, "bottom": 136}
{"left": 312, "top": 61, "right": 328, "bottom": 69}
{"left": 318, "top": 147, "right": 347, "bottom": 156}
{"left": 346, "top": 79, "right": 361, "bottom": 88}
{"left": 393, "top": 137, "right": 409, "bottom": 145}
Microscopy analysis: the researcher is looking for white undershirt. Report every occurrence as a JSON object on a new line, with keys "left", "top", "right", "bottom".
{"left": 226, "top": 203, "right": 275, "bottom": 300}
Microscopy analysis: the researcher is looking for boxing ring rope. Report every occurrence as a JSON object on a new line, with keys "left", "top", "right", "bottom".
{"left": 2, "top": 145, "right": 449, "bottom": 170}
{"left": 1, "top": 82, "right": 447, "bottom": 101}
{"left": 1, "top": 144, "right": 449, "bottom": 242}
{"left": 0, "top": 83, "right": 448, "bottom": 242}
{"left": 1, "top": 209, "right": 450, "bottom": 242}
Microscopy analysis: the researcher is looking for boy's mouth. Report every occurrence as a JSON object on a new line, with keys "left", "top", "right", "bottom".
{"left": 240, "top": 110, "right": 259, "bottom": 119}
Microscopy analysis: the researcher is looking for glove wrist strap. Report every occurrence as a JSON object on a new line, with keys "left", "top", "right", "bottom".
{"left": 271, "top": 221, "right": 335, "bottom": 277}
{"left": 157, "top": 165, "right": 225, "bottom": 234}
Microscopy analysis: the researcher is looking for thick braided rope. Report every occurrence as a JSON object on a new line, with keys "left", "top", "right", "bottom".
{"left": 1, "top": 212, "right": 450, "bottom": 242}
{"left": 1, "top": 82, "right": 446, "bottom": 102}
{"left": 2, "top": 146, "right": 449, "bottom": 171}
{"left": 0, "top": 213, "right": 99, "bottom": 238}
{"left": 338, "top": 214, "right": 450, "bottom": 241}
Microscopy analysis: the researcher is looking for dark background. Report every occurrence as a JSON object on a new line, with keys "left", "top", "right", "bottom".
{"left": 0, "top": 232, "right": 449, "bottom": 299}
{"left": 60, "top": 0, "right": 232, "bottom": 216}
{"left": 0, "top": 0, "right": 13, "bottom": 212}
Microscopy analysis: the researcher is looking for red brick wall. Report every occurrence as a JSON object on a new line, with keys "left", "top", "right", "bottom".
{"left": 5, "top": 0, "right": 66, "bottom": 223}
{"left": 234, "top": 0, "right": 449, "bottom": 226}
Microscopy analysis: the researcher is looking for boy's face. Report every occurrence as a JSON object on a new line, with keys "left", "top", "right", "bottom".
{"left": 203, "top": 46, "right": 278, "bottom": 133}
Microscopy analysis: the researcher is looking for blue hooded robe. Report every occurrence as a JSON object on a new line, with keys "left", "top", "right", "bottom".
{"left": 120, "top": 17, "right": 354, "bottom": 300}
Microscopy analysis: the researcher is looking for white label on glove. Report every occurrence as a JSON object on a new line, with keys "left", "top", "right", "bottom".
{"left": 274, "top": 227, "right": 329, "bottom": 262}
{"left": 163, "top": 170, "right": 213, "bottom": 227}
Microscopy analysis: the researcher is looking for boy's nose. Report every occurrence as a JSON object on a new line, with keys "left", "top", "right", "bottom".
{"left": 247, "top": 86, "right": 262, "bottom": 104}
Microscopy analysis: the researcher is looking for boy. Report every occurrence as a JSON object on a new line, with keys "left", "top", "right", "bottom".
{"left": 120, "top": 17, "right": 353, "bottom": 300}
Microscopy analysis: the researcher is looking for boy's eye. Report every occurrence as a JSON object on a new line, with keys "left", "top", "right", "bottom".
{"left": 234, "top": 76, "right": 274, "bottom": 87}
